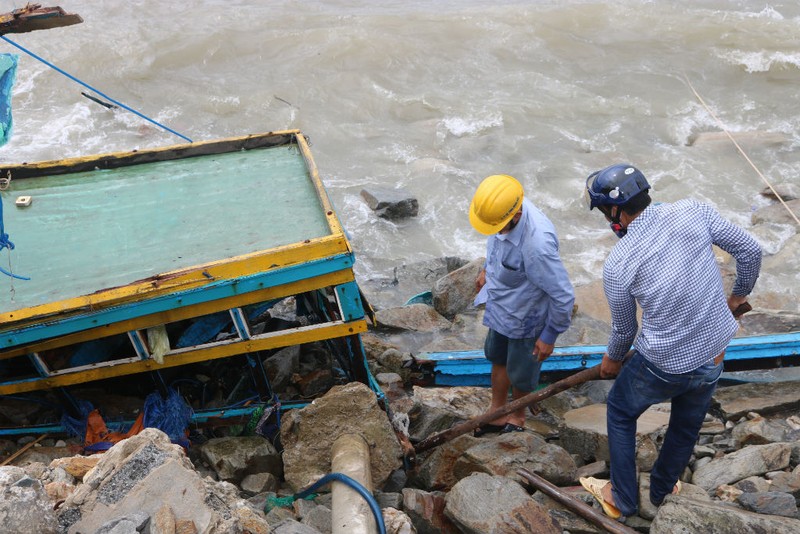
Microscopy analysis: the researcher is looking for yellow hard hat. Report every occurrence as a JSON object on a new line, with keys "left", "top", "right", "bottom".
{"left": 469, "top": 174, "right": 524, "bottom": 235}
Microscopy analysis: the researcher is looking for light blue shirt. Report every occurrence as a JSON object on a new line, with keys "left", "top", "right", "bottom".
{"left": 604, "top": 199, "right": 762, "bottom": 373}
{"left": 474, "top": 198, "right": 574, "bottom": 343}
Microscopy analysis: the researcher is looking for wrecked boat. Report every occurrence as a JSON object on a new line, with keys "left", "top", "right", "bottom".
{"left": 0, "top": 129, "right": 379, "bottom": 437}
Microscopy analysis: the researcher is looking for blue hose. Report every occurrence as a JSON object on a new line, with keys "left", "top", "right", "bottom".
{"left": 280, "top": 472, "right": 387, "bottom": 534}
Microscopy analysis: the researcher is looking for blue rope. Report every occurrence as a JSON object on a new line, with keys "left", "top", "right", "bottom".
{"left": 285, "top": 473, "right": 387, "bottom": 534}
{"left": 0, "top": 35, "right": 192, "bottom": 143}
{"left": 0, "top": 195, "right": 28, "bottom": 280}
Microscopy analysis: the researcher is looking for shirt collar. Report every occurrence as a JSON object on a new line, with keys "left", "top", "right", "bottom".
{"left": 496, "top": 204, "right": 526, "bottom": 245}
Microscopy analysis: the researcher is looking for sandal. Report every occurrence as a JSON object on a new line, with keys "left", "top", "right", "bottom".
{"left": 579, "top": 477, "right": 622, "bottom": 519}
{"left": 473, "top": 423, "right": 505, "bottom": 437}
{"left": 500, "top": 423, "right": 525, "bottom": 433}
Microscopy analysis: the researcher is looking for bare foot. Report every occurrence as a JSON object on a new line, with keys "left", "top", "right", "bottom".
{"left": 601, "top": 482, "right": 615, "bottom": 507}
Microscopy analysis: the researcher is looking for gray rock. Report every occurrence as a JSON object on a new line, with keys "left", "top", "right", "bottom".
{"left": 651, "top": 495, "right": 800, "bottom": 533}
{"left": 638, "top": 473, "right": 711, "bottom": 521}
{"left": 530, "top": 489, "right": 602, "bottom": 534}
{"left": 732, "top": 416, "right": 800, "bottom": 447}
{"left": 766, "top": 469, "right": 800, "bottom": 496}
{"left": 240, "top": 472, "right": 279, "bottom": 496}
{"left": 300, "top": 504, "right": 332, "bottom": 533}
{"left": 411, "top": 434, "right": 481, "bottom": 491}
{"left": 560, "top": 403, "right": 670, "bottom": 463}
{"left": 0, "top": 466, "right": 58, "bottom": 534}
{"left": 360, "top": 257, "right": 467, "bottom": 311}
{"left": 692, "top": 442, "right": 793, "bottom": 491}
{"left": 431, "top": 258, "right": 483, "bottom": 319}
{"left": 738, "top": 491, "right": 798, "bottom": 517}
{"left": 94, "top": 512, "right": 150, "bottom": 534}
{"left": 281, "top": 382, "right": 403, "bottom": 492}
{"left": 382, "top": 507, "right": 416, "bottom": 534}
{"left": 444, "top": 473, "right": 561, "bottom": 533}
{"left": 272, "top": 518, "right": 325, "bottom": 533}
{"left": 752, "top": 198, "right": 800, "bottom": 225}
{"left": 199, "top": 436, "right": 282, "bottom": 483}
{"left": 402, "top": 488, "right": 458, "bottom": 534}
{"left": 761, "top": 183, "right": 800, "bottom": 201}
{"left": 713, "top": 381, "right": 800, "bottom": 421}
{"left": 407, "top": 385, "right": 490, "bottom": 443}
{"left": 360, "top": 186, "right": 419, "bottom": 219}
{"left": 374, "top": 304, "right": 452, "bottom": 333}
{"left": 734, "top": 475, "right": 772, "bottom": 494}
{"left": 453, "top": 431, "right": 578, "bottom": 486}
{"left": 59, "top": 428, "right": 270, "bottom": 534}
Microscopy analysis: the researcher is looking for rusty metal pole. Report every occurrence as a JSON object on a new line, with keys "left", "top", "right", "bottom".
{"left": 414, "top": 365, "right": 601, "bottom": 454}
{"left": 517, "top": 468, "right": 638, "bottom": 534}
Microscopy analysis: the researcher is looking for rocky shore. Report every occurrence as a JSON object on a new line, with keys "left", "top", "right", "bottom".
{"left": 1, "top": 185, "right": 798, "bottom": 533}
{"left": 1, "top": 366, "right": 799, "bottom": 533}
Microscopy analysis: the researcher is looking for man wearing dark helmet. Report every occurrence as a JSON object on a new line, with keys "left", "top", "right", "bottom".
{"left": 580, "top": 163, "right": 762, "bottom": 520}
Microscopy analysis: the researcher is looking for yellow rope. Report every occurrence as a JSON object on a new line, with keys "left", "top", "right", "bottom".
{"left": 683, "top": 74, "right": 800, "bottom": 226}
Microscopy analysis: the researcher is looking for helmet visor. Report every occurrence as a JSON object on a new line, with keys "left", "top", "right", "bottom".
{"left": 584, "top": 171, "right": 601, "bottom": 210}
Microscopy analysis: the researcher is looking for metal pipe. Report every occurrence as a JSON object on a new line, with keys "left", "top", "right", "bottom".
{"left": 414, "top": 364, "right": 601, "bottom": 454}
{"left": 331, "top": 434, "right": 377, "bottom": 534}
{"left": 517, "top": 468, "right": 637, "bottom": 534}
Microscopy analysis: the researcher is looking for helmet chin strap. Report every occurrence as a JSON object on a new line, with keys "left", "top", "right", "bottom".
{"left": 605, "top": 206, "right": 627, "bottom": 238}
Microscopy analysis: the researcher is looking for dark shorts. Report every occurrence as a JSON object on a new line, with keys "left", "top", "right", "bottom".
{"left": 484, "top": 329, "right": 541, "bottom": 392}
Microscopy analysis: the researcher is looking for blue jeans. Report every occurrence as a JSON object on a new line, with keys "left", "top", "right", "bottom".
{"left": 606, "top": 351, "right": 722, "bottom": 517}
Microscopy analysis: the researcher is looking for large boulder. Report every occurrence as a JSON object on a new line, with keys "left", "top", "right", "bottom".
{"left": 431, "top": 258, "right": 484, "bottom": 319}
{"left": 650, "top": 494, "right": 800, "bottom": 533}
{"left": 281, "top": 382, "right": 402, "bottom": 492}
{"left": 57, "top": 428, "right": 269, "bottom": 534}
{"left": 0, "top": 465, "right": 58, "bottom": 533}
{"left": 691, "top": 442, "right": 793, "bottom": 491}
{"left": 444, "top": 473, "right": 561, "bottom": 533}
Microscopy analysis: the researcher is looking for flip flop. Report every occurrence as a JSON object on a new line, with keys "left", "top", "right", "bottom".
{"left": 579, "top": 477, "right": 622, "bottom": 519}
{"left": 500, "top": 423, "right": 525, "bottom": 433}
{"left": 473, "top": 423, "right": 505, "bottom": 437}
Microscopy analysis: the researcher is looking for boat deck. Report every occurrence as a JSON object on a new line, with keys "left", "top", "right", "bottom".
{"left": 3, "top": 141, "right": 329, "bottom": 314}
{"left": 0, "top": 131, "right": 373, "bottom": 399}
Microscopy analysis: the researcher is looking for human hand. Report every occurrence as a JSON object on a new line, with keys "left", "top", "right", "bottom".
{"left": 533, "top": 339, "right": 554, "bottom": 362}
{"left": 600, "top": 353, "right": 623, "bottom": 378}
{"left": 475, "top": 268, "right": 486, "bottom": 292}
{"left": 727, "top": 294, "right": 751, "bottom": 318}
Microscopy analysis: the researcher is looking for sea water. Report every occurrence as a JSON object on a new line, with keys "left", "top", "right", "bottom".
{"left": 0, "top": 0, "right": 798, "bottom": 311}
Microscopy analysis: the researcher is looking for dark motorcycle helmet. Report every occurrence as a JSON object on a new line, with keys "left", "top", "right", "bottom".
{"left": 584, "top": 164, "right": 650, "bottom": 211}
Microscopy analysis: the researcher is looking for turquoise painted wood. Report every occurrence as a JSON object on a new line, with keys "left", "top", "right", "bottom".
{"left": 422, "top": 332, "right": 800, "bottom": 386}
{"left": 1, "top": 145, "right": 330, "bottom": 314}
{"left": 0, "top": 252, "right": 354, "bottom": 349}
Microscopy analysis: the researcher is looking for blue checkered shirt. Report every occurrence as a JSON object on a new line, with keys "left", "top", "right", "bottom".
{"left": 604, "top": 199, "right": 762, "bottom": 373}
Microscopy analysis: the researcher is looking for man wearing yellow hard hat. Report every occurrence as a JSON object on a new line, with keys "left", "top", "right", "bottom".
{"left": 469, "top": 174, "right": 574, "bottom": 435}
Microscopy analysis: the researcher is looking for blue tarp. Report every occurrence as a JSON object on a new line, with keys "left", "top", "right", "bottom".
{"left": 0, "top": 53, "right": 18, "bottom": 147}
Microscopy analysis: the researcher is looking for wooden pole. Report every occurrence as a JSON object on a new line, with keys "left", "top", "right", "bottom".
{"left": 517, "top": 468, "right": 637, "bottom": 534}
{"left": 414, "top": 365, "right": 601, "bottom": 454}
{"left": 0, "top": 434, "right": 48, "bottom": 466}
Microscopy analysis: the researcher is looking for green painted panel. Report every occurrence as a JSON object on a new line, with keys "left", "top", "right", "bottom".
{"left": 0, "top": 145, "right": 331, "bottom": 313}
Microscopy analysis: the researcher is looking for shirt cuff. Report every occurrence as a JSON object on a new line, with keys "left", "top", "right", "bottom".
{"left": 539, "top": 326, "right": 558, "bottom": 345}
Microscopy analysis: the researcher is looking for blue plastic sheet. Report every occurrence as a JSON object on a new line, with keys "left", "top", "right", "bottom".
{"left": 0, "top": 53, "right": 18, "bottom": 147}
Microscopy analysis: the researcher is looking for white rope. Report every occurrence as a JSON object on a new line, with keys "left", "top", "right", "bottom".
{"left": 683, "top": 74, "right": 800, "bottom": 226}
